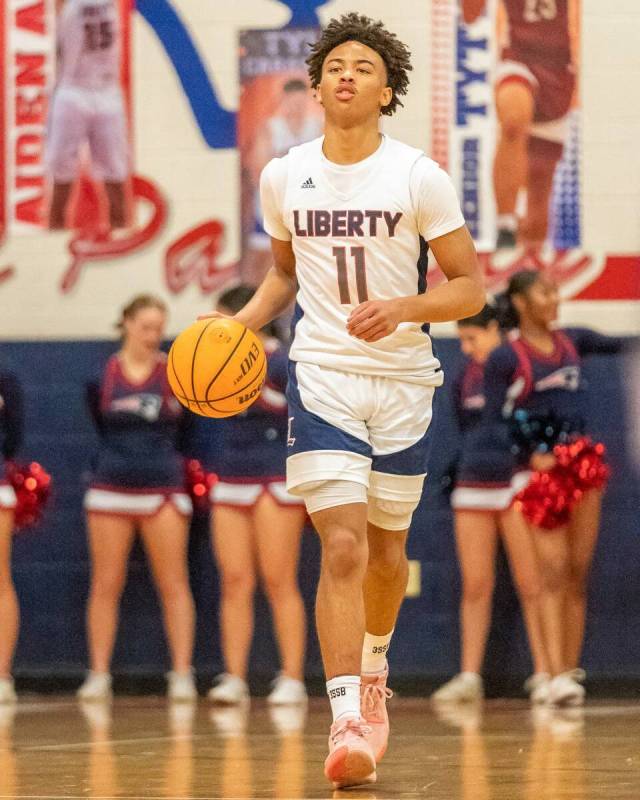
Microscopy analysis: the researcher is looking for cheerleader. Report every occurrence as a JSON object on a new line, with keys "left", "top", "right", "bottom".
{"left": 0, "top": 371, "right": 24, "bottom": 703}
{"left": 485, "top": 270, "right": 630, "bottom": 705}
{"left": 194, "top": 286, "right": 307, "bottom": 706}
{"left": 78, "top": 295, "right": 196, "bottom": 702}
{"left": 432, "top": 306, "right": 550, "bottom": 704}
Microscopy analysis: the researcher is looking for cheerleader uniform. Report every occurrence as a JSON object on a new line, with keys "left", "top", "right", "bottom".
{"left": 470, "top": 328, "right": 629, "bottom": 494}
{"left": 0, "top": 372, "right": 23, "bottom": 511}
{"left": 196, "top": 340, "right": 304, "bottom": 508}
{"left": 84, "top": 353, "right": 192, "bottom": 518}
{"left": 451, "top": 356, "right": 531, "bottom": 511}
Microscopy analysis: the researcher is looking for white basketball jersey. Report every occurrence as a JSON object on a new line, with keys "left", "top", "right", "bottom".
{"left": 261, "top": 135, "right": 465, "bottom": 384}
{"left": 57, "top": 0, "right": 120, "bottom": 91}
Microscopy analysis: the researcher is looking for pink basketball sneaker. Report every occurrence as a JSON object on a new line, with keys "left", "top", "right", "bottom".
{"left": 324, "top": 717, "right": 377, "bottom": 789}
{"left": 361, "top": 666, "right": 393, "bottom": 763}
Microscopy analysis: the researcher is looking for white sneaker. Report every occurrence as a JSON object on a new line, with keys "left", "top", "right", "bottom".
{"left": 267, "top": 674, "right": 307, "bottom": 706}
{"left": 431, "top": 673, "right": 483, "bottom": 703}
{"left": 0, "top": 677, "right": 16, "bottom": 704}
{"left": 77, "top": 672, "right": 112, "bottom": 702}
{"left": 524, "top": 673, "right": 551, "bottom": 704}
{"left": 207, "top": 673, "right": 249, "bottom": 705}
{"left": 167, "top": 670, "right": 197, "bottom": 702}
{"left": 549, "top": 669, "right": 586, "bottom": 707}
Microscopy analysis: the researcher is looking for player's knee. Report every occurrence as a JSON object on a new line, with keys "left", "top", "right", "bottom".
{"left": 514, "top": 575, "right": 543, "bottom": 603}
{"left": 221, "top": 569, "right": 256, "bottom": 599}
{"left": 367, "top": 534, "right": 407, "bottom": 578}
{"left": 500, "top": 116, "right": 529, "bottom": 141}
{"left": 463, "top": 574, "right": 495, "bottom": 603}
{"left": 541, "top": 562, "right": 569, "bottom": 593}
{"left": 323, "top": 528, "right": 368, "bottom": 580}
{"left": 367, "top": 496, "right": 417, "bottom": 532}
{"left": 92, "top": 571, "right": 127, "bottom": 600}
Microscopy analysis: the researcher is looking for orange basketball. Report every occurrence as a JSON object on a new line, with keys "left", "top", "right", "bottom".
{"left": 167, "top": 318, "right": 267, "bottom": 418}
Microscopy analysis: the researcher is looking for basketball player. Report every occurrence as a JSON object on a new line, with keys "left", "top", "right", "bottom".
{"left": 47, "top": 0, "right": 128, "bottom": 230}
{"left": 79, "top": 295, "right": 196, "bottom": 702}
{"left": 462, "top": 0, "right": 577, "bottom": 258}
{"left": 0, "top": 371, "right": 23, "bottom": 703}
{"left": 485, "top": 270, "right": 630, "bottom": 705}
{"left": 202, "top": 13, "right": 484, "bottom": 788}
{"left": 432, "top": 306, "right": 550, "bottom": 705}
{"left": 194, "top": 286, "right": 307, "bottom": 707}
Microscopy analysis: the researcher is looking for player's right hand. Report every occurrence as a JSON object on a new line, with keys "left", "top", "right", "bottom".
{"left": 530, "top": 452, "right": 556, "bottom": 472}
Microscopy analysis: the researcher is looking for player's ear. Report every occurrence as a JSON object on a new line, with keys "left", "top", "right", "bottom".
{"left": 313, "top": 85, "right": 324, "bottom": 107}
{"left": 380, "top": 87, "right": 392, "bottom": 109}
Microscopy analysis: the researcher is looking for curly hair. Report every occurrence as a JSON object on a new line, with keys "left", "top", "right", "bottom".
{"left": 306, "top": 13, "right": 412, "bottom": 117}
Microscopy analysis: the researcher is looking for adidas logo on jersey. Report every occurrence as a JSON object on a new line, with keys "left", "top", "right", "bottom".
{"left": 301, "top": 177, "right": 315, "bottom": 189}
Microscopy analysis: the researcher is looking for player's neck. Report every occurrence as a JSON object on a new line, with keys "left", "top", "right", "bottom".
{"left": 322, "top": 123, "right": 382, "bottom": 165}
{"left": 519, "top": 321, "right": 555, "bottom": 352}
{"left": 120, "top": 344, "right": 156, "bottom": 367}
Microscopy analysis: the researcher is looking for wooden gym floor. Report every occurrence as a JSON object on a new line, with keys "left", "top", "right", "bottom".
{"left": 0, "top": 696, "right": 638, "bottom": 799}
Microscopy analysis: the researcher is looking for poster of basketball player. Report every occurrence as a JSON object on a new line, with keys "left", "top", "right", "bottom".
{"left": 238, "top": 28, "right": 322, "bottom": 284}
{"left": 47, "top": 0, "right": 132, "bottom": 233}
{"left": 431, "top": 0, "right": 584, "bottom": 290}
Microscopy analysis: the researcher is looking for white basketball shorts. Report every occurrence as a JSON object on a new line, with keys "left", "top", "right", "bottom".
{"left": 285, "top": 361, "right": 436, "bottom": 505}
{"left": 46, "top": 84, "right": 128, "bottom": 182}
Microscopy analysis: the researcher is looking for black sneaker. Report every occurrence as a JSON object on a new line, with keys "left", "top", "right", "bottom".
{"left": 496, "top": 228, "right": 517, "bottom": 250}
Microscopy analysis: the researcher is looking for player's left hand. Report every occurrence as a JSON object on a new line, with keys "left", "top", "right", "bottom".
{"left": 347, "top": 300, "right": 402, "bottom": 342}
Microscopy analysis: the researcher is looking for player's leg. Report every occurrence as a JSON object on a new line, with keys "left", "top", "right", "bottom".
{"left": 310, "top": 499, "right": 376, "bottom": 787}
{"left": 493, "top": 76, "right": 535, "bottom": 248}
{"left": 286, "top": 362, "right": 376, "bottom": 786}
{"left": 530, "top": 525, "right": 585, "bottom": 705}
{"left": 80, "top": 512, "right": 136, "bottom": 698}
{"left": 433, "top": 510, "right": 498, "bottom": 704}
{"left": 360, "top": 382, "right": 434, "bottom": 760}
{"left": 104, "top": 183, "right": 127, "bottom": 229}
{"left": 565, "top": 489, "right": 603, "bottom": 670}
{"left": 0, "top": 510, "right": 18, "bottom": 700}
{"left": 519, "top": 136, "right": 563, "bottom": 249}
{"left": 49, "top": 183, "right": 74, "bottom": 229}
{"left": 500, "top": 506, "right": 551, "bottom": 701}
{"left": 139, "top": 503, "right": 196, "bottom": 699}
{"left": 253, "top": 490, "right": 307, "bottom": 700}
{"left": 312, "top": 500, "right": 369, "bottom": 681}
{"left": 209, "top": 502, "right": 256, "bottom": 703}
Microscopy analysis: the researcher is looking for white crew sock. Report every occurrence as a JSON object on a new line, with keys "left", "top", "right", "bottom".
{"left": 326, "top": 675, "right": 361, "bottom": 723}
{"left": 497, "top": 213, "right": 518, "bottom": 233}
{"left": 361, "top": 630, "right": 394, "bottom": 675}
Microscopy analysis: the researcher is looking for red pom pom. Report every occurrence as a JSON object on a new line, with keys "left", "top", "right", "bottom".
{"left": 515, "top": 437, "right": 610, "bottom": 530}
{"left": 515, "top": 466, "right": 580, "bottom": 530}
{"left": 6, "top": 461, "right": 52, "bottom": 531}
{"left": 184, "top": 459, "right": 217, "bottom": 514}
{"left": 561, "top": 436, "right": 610, "bottom": 491}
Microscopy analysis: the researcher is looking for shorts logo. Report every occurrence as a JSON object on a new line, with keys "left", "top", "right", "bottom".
{"left": 287, "top": 416, "right": 296, "bottom": 447}
{"left": 300, "top": 177, "right": 315, "bottom": 189}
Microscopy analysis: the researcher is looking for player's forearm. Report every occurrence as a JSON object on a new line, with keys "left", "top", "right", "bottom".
{"left": 396, "top": 276, "right": 485, "bottom": 323}
{"left": 234, "top": 266, "right": 297, "bottom": 332}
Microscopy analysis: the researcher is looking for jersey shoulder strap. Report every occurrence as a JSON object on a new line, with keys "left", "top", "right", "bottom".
{"left": 507, "top": 333, "right": 534, "bottom": 405}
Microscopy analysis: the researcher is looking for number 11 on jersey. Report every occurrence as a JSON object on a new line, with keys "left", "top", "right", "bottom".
{"left": 333, "top": 246, "right": 369, "bottom": 305}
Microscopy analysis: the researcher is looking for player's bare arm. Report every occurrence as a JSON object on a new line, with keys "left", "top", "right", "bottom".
{"left": 347, "top": 225, "right": 483, "bottom": 342}
{"left": 200, "top": 237, "right": 297, "bottom": 330}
